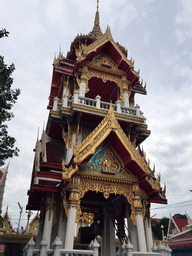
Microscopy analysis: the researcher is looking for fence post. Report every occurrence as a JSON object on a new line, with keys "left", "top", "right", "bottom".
{"left": 88, "top": 240, "right": 93, "bottom": 250}
{"left": 125, "top": 239, "right": 133, "bottom": 256}
{"left": 152, "top": 242, "right": 158, "bottom": 253}
{"left": 92, "top": 238, "right": 100, "bottom": 256}
{"left": 40, "top": 237, "right": 48, "bottom": 256}
{"left": 53, "top": 236, "right": 62, "bottom": 256}
{"left": 167, "top": 244, "right": 172, "bottom": 256}
{"left": 26, "top": 237, "right": 35, "bottom": 256}
{"left": 158, "top": 242, "right": 166, "bottom": 256}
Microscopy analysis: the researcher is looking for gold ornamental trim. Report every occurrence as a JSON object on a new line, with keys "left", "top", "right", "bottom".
{"left": 78, "top": 177, "right": 137, "bottom": 225}
{"left": 76, "top": 172, "right": 137, "bottom": 184}
{"left": 82, "top": 26, "right": 135, "bottom": 69}
{"left": 87, "top": 60, "right": 126, "bottom": 77}
{"left": 73, "top": 104, "right": 150, "bottom": 177}
{"left": 83, "top": 67, "right": 124, "bottom": 101}
{"left": 62, "top": 163, "right": 79, "bottom": 180}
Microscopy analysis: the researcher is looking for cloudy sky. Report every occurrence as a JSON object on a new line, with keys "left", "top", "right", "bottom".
{"left": 1, "top": 0, "right": 192, "bottom": 229}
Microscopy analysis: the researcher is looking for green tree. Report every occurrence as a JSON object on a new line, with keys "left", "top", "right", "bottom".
{"left": 151, "top": 217, "right": 169, "bottom": 240}
{"left": 173, "top": 213, "right": 187, "bottom": 219}
{"left": 0, "top": 28, "right": 9, "bottom": 38}
{"left": 0, "top": 30, "right": 20, "bottom": 166}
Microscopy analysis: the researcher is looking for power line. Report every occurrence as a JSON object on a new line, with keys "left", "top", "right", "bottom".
{"left": 151, "top": 199, "right": 192, "bottom": 210}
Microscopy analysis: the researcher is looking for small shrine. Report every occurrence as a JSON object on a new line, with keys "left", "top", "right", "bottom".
{"left": 25, "top": 2, "right": 170, "bottom": 256}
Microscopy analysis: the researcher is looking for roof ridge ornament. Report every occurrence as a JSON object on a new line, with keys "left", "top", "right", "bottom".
{"left": 105, "top": 25, "right": 113, "bottom": 40}
{"left": 88, "top": 0, "right": 103, "bottom": 39}
{"left": 95, "top": 0, "right": 99, "bottom": 26}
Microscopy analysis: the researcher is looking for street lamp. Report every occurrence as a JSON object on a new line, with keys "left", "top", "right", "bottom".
{"left": 161, "top": 224, "right": 164, "bottom": 241}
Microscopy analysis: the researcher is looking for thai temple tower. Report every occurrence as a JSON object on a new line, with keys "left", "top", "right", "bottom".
{"left": 26, "top": 2, "right": 168, "bottom": 256}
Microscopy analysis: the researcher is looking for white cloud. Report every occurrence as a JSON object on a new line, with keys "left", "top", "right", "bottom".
{"left": 175, "top": 0, "right": 192, "bottom": 42}
{"left": 175, "top": 0, "right": 192, "bottom": 26}
{"left": 175, "top": 28, "right": 185, "bottom": 44}
{"left": 45, "top": 0, "right": 64, "bottom": 21}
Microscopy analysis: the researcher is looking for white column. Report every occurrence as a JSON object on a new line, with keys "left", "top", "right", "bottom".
{"left": 36, "top": 219, "right": 43, "bottom": 247}
{"left": 62, "top": 94, "right": 69, "bottom": 107}
{"left": 115, "top": 99, "right": 121, "bottom": 113}
{"left": 145, "top": 218, "right": 153, "bottom": 252}
{"left": 101, "top": 207, "right": 116, "bottom": 256}
{"left": 41, "top": 194, "right": 55, "bottom": 249}
{"left": 135, "top": 104, "right": 141, "bottom": 117}
{"left": 57, "top": 207, "right": 67, "bottom": 248}
{"left": 53, "top": 97, "right": 59, "bottom": 111}
{"left": 123, "top": 92, "right": 129, "bottom": 108}
{"left": 64, "top": 189, "right": 78, "bottom": 249}
{"left": 42, "top": 209, "right": 53, "bottom": 249}
{"left": 136, "top": 213, "right": 147, "bottom": 252}
{"left": 95, "top": 95, "right": 101, "bottom": 108}
{"left": 127, "top": 216, "right": 139, "bottom": 251}
{"left": 79, "top": 82, "right": 86, "bottom": 97}
{"left": 73, "top": 90, "right": 79, "bottom": 104}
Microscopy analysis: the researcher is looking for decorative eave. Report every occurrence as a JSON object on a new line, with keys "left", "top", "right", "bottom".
{"left": 62, "top": 104, "right": 166, "bottom": 202}
{"left": 74, "top": 26, "right": 146, "bottom": 94}
{"left": 78, "top": 26, "right": 134, "bottom": 68}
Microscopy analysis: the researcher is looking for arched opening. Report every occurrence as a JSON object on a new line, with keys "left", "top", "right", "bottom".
{"left": 86, "top": 77, "right": 119, "bottom": 104}
{"left": 77, "top": 190, "right": 133, "bottom": 248}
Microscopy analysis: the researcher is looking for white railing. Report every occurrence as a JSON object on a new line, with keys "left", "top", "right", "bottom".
{"left": 59, "top": 249, "right": 94, "bottom": 256}
{"left": 24, "top": 237, "right": 99, "bottom": 256}
{"left": 24, "top": 237, "right": 171, "bottom": 256}
{"left": 132, "top": 253, "right": 161, "bottom": 256}
{"left": 54, "top": 93, "right": 144, "bottom": 119}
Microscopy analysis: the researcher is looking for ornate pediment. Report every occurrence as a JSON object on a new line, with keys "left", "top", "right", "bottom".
{"left": 79, "top": 143, "right": 138, "bottom": 182}
{"left": 92, "top": 54, "right": 118, "bottom": 70}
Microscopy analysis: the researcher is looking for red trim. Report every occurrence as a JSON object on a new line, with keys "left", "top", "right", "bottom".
{"left": 33, "top": 171, "right": 62, "bottom": 180}
{"left": 31, "top": 184, "right": 59, "bottom": 192}
{"left": 40, "top": 162, "right": 62, "bottom": 170}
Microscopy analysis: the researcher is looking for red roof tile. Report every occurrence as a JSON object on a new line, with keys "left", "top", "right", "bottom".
{"left": 173, "top": 218, "right": 188, "bottom": 232}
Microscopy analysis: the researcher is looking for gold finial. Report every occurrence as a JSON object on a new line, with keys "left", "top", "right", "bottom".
{"left": 88, "top": 0, "right": 103, "bottom": 38}
{"left": 94, "top": 0, "right": 100, "bottom": 26}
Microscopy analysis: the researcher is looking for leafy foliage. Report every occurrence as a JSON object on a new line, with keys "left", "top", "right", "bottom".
{"left": 0, "top": 53, "right": 20, "bottom": 166}
{"left": 173, "top": 213, "right": 187, "bottom": 219}
{"left": 151, "top": 217, "right": 169, "bottom": 240}
{"left": 0, "top": 28, "right": 9, "bottom": 38}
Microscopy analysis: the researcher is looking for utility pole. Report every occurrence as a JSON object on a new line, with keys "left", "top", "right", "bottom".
{"left": 25, "top": 210, "right": 33, "bottom": 234}
{"left": 17, "top": 202, "right": 23, "bottom": 234}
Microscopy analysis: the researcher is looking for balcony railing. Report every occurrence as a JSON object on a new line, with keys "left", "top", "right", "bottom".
{"left": 54, "top": 93, "right": 144, "bottom": 120}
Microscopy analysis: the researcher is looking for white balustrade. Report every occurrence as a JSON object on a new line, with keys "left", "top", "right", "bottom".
{"left": 55, "top": 94, "right": 146, "bottom": 119}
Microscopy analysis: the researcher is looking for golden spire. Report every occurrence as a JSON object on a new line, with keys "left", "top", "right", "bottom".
{"left": 88, "top": 0, "right": 103, "bottom": 39}
{"left": 95, "top": 0, "right": 99, "bottom": 26}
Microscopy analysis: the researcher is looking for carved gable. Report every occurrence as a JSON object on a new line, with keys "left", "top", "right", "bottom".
{"left": 79, "top": 143, "right": 138, "bottom": 181}
{"left": 92, "top": 53, "right": 118, "bottom": 70}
